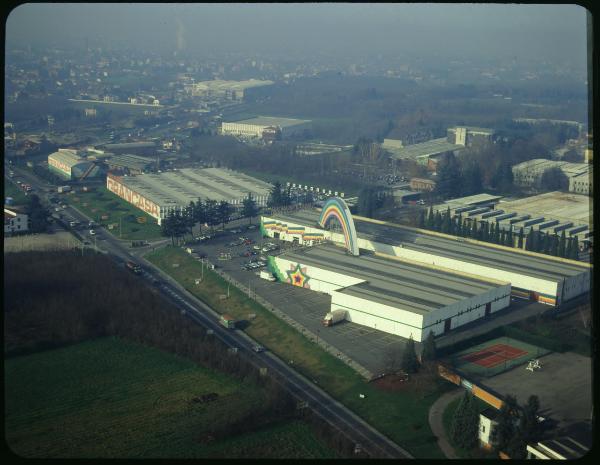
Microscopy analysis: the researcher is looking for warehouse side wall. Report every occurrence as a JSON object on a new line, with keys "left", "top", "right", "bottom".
{"left": 106, "top": 176, "right": 161, "bottom": 223}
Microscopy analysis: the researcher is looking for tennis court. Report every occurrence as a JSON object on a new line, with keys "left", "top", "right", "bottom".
{"left": 448, "top": 336, "right": 550, "bottom": 378}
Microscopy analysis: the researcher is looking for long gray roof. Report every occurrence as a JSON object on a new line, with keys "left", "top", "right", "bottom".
{"left": 385, "top": 138, "right": 464, "bottom": 160}
{"left": 272, "top": 209, "right": 588, "bottom": 283}
{"left": 281, "top": 244, "right": 502, "bottom": 315}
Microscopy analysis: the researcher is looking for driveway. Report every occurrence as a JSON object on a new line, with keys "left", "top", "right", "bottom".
{"left": 428, "top": 388, "right": 463, "bottom": 459}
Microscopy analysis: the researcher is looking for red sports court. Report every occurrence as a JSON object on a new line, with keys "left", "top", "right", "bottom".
{"left": 461, "top": 343, "right": 528, "bottom": 368}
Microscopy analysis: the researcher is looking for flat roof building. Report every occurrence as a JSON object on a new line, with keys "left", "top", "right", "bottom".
{"left": 221, "top": 116, "right": 311, "bottom": 140}
{"left": 512, "top": 159, "right": 592, "bottom": 195}
{"left": 270, "top": 243, "right": 510, "bottom": 341}
{"left": 104, "top": 153, "right": 156, "bottom": 175}
{"left": 107, "top": 168, "right": 272, "bottom": 224}
{"left": 184, "top": 79, "right": 273, "bottom": 101}
{"left": 262, "top": 208, "right": 590, "bottom": 307}
{"left": 384, "top": 137, "right": 465, "bottom": 166}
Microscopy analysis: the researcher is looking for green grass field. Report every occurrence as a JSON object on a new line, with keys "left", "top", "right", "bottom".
{"left": 4, "top": 181, "right": 29, "bottom": 205}
{"left": 68, "top": 187, "right": 163, "bottom": 241}
{"left": 145, "top": 245, "right": 449, "bottom": 458}
{"left": 4, "top": 337, "right": 336, "bottom": 459}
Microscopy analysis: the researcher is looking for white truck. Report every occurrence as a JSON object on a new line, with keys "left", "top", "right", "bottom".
{"left": 259, "top": 270, "right": 276, "bottom": 282}
{"left": 322, "top": 309, "right": 347, "bottom": 327}
{"left": 57, "top": 185, "right": 71, "bottom": 193}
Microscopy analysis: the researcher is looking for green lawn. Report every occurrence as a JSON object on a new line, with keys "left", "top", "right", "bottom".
{"left": 68, "top": 187, "right": 163, "bottom": 241}
{"left": 4, "top": 181, "right": 29, "bottom": 206}
{"left": 145, "top": 245, "right": 449, "bottom": 458}
{"left": 442, "top": 396, "right": 497, "bottom": 459}
{"left": 4, "top": 337, "right": 336, "bottom": 459}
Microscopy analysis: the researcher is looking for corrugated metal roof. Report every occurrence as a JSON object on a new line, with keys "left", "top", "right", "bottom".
{"left": 227, "top": 116, "right": 311, "bottom": 128}
{"left": 386, "top": 138, "right": 464, "bottom": 160}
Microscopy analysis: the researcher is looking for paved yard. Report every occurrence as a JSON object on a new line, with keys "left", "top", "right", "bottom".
{"left": 480, "top": 351, "right": 592, "bottom": 429}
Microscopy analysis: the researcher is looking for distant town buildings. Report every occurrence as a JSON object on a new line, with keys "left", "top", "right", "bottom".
{"left": 410, "top": 177, "right": 437, "bottom": 191}
{"left": 446, "top": 126, "right": 496, "bottom": 146}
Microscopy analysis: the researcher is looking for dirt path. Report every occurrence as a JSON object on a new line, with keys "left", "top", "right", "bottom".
{"left": 428, "top": 388, "right": 463, "bottom": 459}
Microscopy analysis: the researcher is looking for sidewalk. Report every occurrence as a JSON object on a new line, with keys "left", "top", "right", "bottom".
{"left": 428, "top": 388, "right": 463, "bottom": 459}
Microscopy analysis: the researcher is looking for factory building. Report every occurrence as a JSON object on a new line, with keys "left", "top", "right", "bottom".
{"left": 184, "top": 79, "right": 273, "bottom": 101}
{"left": 384, "top": 137, "right": 465, "bottom": 169}
{"left": 446, "top": 126, "right": 495, "bottom": 146}
{"left": 261, "top": 204, "right": 590, "bottom": 307}
{"left": 47, "top": 149, "right": 103, "bottom": 180}
{"left": 107, "top": 168, "right": 272, "bottom": 225}
{"left": 221, "top": 116, "right": 311, "bottom": 140}
{"left": 512, "top": 159, "right": 592, "bottom": 195}
{"left": 100, "top": 141, "right": 157, "bottom": 156}
{"left": 104, "top": 153, "right": 157, "bottom": 175}
{"left": 269, "top": 243, "right": 511, "bottom": 341}
{"left": 4, "top": 208, "right": 28, "bottom": 235}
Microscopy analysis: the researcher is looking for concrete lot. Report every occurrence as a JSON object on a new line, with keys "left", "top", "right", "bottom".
{"left": 190, "top": 226, "right": 408, "bottom": 374}
{"left": 480, "top": 351, "right": 592, "bottom": 429}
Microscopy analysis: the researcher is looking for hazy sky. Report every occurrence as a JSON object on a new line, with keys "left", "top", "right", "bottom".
{"left": 6, "top": 3, "right": 589, "bottom": 66}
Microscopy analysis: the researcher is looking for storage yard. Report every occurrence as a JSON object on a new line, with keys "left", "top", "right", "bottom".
{"left": 106, "top": 167, "right": 272, "bottom": 224}
{"left": 261, "top": 207, "right": 591, "bottom": 307}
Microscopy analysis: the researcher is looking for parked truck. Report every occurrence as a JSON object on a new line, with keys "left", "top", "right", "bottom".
{"left": 259, "top": 270, "right": 276, "bottom": 282}
{"left": 219, "top": 314, "right": 236, "bottom": 329}
{"left": 322, "top": 309, "right": 346, "bottom": 327}
{"left": 126, "top": 260, "right": 142, "bottom": 274}
{"left": 57, "top": 185, "right": 71, "bottom": 193}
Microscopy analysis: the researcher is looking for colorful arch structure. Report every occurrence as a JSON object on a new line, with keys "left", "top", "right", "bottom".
{"left": 318, "top": 197, "right": 360, "bottom": 256}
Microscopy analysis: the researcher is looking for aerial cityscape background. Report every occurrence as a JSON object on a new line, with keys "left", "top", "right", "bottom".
{"left": 4, "top": 3, "right": 593, "bottom": 460}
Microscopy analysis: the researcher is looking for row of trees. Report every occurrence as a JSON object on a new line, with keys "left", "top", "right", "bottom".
{"left": 161, "top": 194, "right": 259, "bottom": 245}
{"left": 418, "top": 207, "right": 579, "bottom": 260}
{"left": 450, "top": 392, "right": 542, "bottom": 458}
{"left": 25, "top": 194, "right": 50, "bottom": 233}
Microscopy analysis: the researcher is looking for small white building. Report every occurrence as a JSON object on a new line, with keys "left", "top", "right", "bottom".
{"left": 479, "top": 408, "right": 500, "bottom": 450}
{"left": 221, "top": 116, "right": 311, "bottom": 139}
{"left": 4, "top": 208, "right": 29, "bottom": 235}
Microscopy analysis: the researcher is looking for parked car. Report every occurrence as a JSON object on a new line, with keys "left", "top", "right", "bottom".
{"left": 89, "top": 230, "right": 96, "bottom": 235}
{"left": 252, "top": 345, "right": 265, "bottom": 353}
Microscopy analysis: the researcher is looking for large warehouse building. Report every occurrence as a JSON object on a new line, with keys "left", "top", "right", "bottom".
{"left": 269, "top": 243, "right": 511, "bottom": 341}
{"left": 107, "top": 167, "right": 272, "bottom": 224}
{"left": 47, "top": 149, "right": 103, "bottom": 180}
{"left": 221, "top": 116, "right": 311, "bottom": 139}
{"left": 512, "top": 159, "right": 592, "bottom": 195}
{"left": 261, "top": 200, "right": 590, "bottom": 308}
{"left": 184, "top": 79, "right": 273, "bottom": 101}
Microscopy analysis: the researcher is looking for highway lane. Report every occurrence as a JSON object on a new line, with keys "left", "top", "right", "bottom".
{"left": 12, "top": 167, "right": 415, "bottom": 459}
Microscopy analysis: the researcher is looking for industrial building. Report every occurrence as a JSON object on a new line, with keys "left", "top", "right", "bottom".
{"left": 221, "top": 116, "right": 311, "bottom": 140}
{"left": 269, "top": 243, "right": 510, "bottom": 341}
{"left": 107, "top": 167, "right": 272, "bottom": 224}
{"left": 104, "top": 153, "right": 157, "bottom": 175}
{"left": 184, "top": 79, "right": 273, "bottom": 101}
{"left": 294, "top": 142, "right": 353, "bottom": 156}
{"left": 384, "top": 137, "right": 465, "bottom": 169}
{"left": 446, "top": 126, "right": 495, "bottom": 146}
{"left": 47, "top": 149, "right": 103, "bottom": 180}
{"left": 99, "top": 141, "right": 157, "bottom": 156}
{"left": 261, "top": 204, "right": 590, "bottom": 307}
{"left": 512, "top": 159, "right": 592, "bottom": 195}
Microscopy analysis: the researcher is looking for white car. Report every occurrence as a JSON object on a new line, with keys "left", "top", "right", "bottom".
{"left": 89, "top": 229, "right": 96, "bottom": 235}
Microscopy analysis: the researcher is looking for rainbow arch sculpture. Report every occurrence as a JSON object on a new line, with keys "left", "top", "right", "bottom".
{"left": 318, "top": 197, "right": 360, "bottom": 256}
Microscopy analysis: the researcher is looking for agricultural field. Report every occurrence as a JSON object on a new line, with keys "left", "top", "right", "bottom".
{"left": 145, "top": 245, "right": 450, "bottom": 458}
{"left": 68, "top": 187, "right": 162, "bottom": 241}
{"left": 4, "top": 337, "right": 336, "bottom": 459}
{"left": 4, "top": 231, "right": 81, "bottom": 253}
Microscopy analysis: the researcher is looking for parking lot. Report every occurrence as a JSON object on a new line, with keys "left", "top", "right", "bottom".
{"left": 186, "top": 225, "right": 408, "bottom": 375}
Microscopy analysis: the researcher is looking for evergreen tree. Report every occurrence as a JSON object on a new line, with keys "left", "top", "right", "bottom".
{"left": 457, "top": 214, "right": 463, "bottom": 236}
{"left": 426, "top": 206, "right": 435, "bottom": 229}
{"left": 571, "top": 236, "right": 580, "bottom": 260}
{"left": 441, "top": 207, "right": 452, "bottom": 234}
{"left": 550, "top": 234, "right": 559, "bottom": 256}
{"left": 451, "top": 391, "right": 480, "bottom": 450}
{"left": 400, "top": 335, "right": 420, "bottom": 373}
{"left": 420, "top": 331, "right": 437, "bottom": 362}
{"left": 520, "top": 395, "right": 541, "bottom": 444}
{"left": 434, "top": 211, "right": 443, "bottom": 232}
{"left": 435, "top": 153, "right": 463, "bottom": 199}
{"left": 558, "top": 230, "right": 567, "bottom": 257}
{"left": 500, "top": 228, "right": 507, "bottom": 246}
{"left": 418, "top": 209, "right": 426, "bottom": 228}
{"left": 161, "top": 211, "right": 176, "bottom": 245}
{"left": 507, "top": 226, "right": 514, "bottom": 247}
{"left": 268, "top": 181, "right": 283, "bottom": 208}
{"left": 194, "top": 198, "right": 207, "bottom": 234}
{"left": 481, "top": 221, "right": 490, "bottom": 242}
{"left": 495, "top": 395, "right": 519, "bottom": 454}
{"left": 472, "top": 220, "right": 479, "bottom": 240}
{"left": 517, "top": 227, "right": 524, "bottom": 249}
{"left": 241, "top": 192, "right": 259, "bottom": 224}
{"left": 216, "top": 201, "right": 233, "bottom": 230}
{"left": 204, "top": 199, "right": 219, "bottom": 230}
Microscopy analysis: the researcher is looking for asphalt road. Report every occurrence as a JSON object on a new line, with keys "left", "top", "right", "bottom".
{"left": 9, "top": 166, "right": 414, "bottom": 459}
